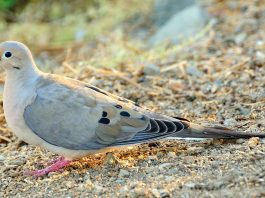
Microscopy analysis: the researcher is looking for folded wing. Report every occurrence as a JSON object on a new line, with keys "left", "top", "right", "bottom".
{"left": 24, "top": 74, "right": 186, "bottom": 150}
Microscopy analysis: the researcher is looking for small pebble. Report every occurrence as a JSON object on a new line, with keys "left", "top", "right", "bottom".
{"left": 186, "top": 64, "right": 203, "bottom": 77}
{"left": 184, "top": 182, "right": 196, "bottom": 188}
{"left": 63, "top": 181, "right": 75, "bottom": 189}
{"left": 168, "top": 80, "right": 185, "bottom": 92}
{"left": 167, "top": 151, "right": 176, "bottom": 158}
{"left": 248, "top": 137, "right": 260, "bottom": 149}
{"left": 234, "top": 33, "right": 247, "bottom": 45}
{"left": 10, "top": 159, "right": 26, "bottom": 166}
{"left": 0, "top": 155, "right": 5, "bottom": 162}
{"left": 118, "top": 169, "right": 130, "bottom": 178}
{"left": 93, "top": 184, "right": 105, "bottom": 195}
{"left": 132, "top": 187, "right": 147, "bottom": 197}
{"left": 119, "top": 185, "right": 129, "bottom": 196}
{"left": 85, "top": 178, "right": 94, "bottom": 189}
{"left": 255, "top": 51, "right": 265, "bottom": 63}
{"left": 159, "top": 189, "right": 170, "bottom": 198}
{"left": 224, "top": 118, "right": 237, "bottom": 127}
{"left": 151, "top": 188, "right": 160, "bottom": 197}
{"left": 115, "top": 179, "right": 125, "bottom": 184}
{"left": 143, "top": 63, "right": 160, "bottom": 75}
{"left": 103, "top": 153, "right": 117, "bottom": 165}
{"left": 236, "top": 139, "right": 245, "bottom": 144}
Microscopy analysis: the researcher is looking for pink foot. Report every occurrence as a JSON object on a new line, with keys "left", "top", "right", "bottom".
{"left": 47, "top": 156, "right": 65, "bottom": 165}
{"left": 25, "top": 156, "right": 71, "bottom": 177}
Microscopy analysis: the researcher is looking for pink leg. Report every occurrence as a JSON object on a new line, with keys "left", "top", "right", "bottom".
{"left": 47, "top": 156, "right": 65, "bottom": 165}
{"left": 24, "top": 156, "right": 71, "bottom": 177}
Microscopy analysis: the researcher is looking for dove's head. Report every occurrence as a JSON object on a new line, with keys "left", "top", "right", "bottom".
{"left": 0, "top": 41, "right": 36, "bottom": 72}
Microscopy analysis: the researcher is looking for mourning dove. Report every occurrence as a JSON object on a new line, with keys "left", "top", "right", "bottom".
{"left": 1, "top": 41, "right": 264, "bottom": 177}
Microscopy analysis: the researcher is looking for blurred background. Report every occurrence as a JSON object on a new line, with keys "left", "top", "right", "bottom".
{"left": 0, "top": 0, "right": 263, "bottom": 73}
{"left": 0, "top": 0, "right": 211, "bottom": 70}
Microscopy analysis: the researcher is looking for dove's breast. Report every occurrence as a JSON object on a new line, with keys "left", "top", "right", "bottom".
{"left": 2, "top": 75, "right": 104, "bottom": 159}
{"left": 3, "top": 77, "right": 42, "bottom": 145}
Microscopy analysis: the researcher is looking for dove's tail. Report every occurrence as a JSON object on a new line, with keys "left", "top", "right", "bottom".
{"left": 176, "top": 121, "right": 265, "bottom": 139}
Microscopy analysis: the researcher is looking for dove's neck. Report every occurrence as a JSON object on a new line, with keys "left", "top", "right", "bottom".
{"left": 5, "top": 63, "right": 41, "bottom": 85}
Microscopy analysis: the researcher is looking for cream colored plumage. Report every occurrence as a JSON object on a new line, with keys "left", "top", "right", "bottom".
{"left": 1, "top": 41, "right": 264, "bottom": 177}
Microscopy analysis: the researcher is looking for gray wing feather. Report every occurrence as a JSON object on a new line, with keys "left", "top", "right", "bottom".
{"left": 24, "top": 74, "right": 185, "bottom": 150}
{"left": 24, "top": 94, "right": 104, "bottom": 149}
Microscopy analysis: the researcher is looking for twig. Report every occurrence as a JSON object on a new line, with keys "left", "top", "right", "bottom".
{"left": 0, "top": 135, "right": 11, "bottom": 142}
{"left": 161, "top": 61, "right": 187, "bottom": 73}
{"left": 78, "top": 65, "right": 148, "bottom": 90}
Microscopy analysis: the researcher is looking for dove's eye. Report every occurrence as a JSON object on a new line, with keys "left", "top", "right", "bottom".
{"left": 4, "top": 51, "right": 12, "bottom": 58}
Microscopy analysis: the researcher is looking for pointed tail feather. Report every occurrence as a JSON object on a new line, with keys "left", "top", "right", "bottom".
{"left": 175, "top": 122, "right": 265, "bottom": 139}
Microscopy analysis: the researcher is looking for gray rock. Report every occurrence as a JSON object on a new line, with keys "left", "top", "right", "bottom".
{"left": 224, "top": 118, "right": 237, "bottom": 127}
{"left": 65, "top": 181, "right": 75, "bottom": 189}
{"left": 118, "top": 169, "right": 130, "bottom": 178}
{"left": 186, "top": 63, "right": 203, "bottom": 77}
{"left": 0, "top": 155, "right": 5, "bottom": 162}
{"left": 93, "top": 184, "right": 105, "bottom": 195}
{"left": 236, "top": 139, "right": 245, "bottom": 144}
{"left": 10, "top": 158, "right": 26, "bottom": 166}
{"left": 149, "top": 4, "right": 208, "bottom": 46}
{"left": 184, "top": 181, "right": 196, "bottom": 188}
{"left": 143, "top": 63, "right": 160, "bottom": 75}
{"left": 153, "top": 0, "right": 195, "bottom": 27}
{"left": 236, "top": 106, "right": 250, "bottom": 116}
{"left": 151, "top": 188, "right": 160, "bottom": 197}
{"left": 255, "top": 51, "right": 265, "bottom": 63}
{"left": 116, "top": 179, "right": 125, "bottom": 184}
{"left": 119, "top": 185, "right": 129, "bottom": 197}
{"left": 159, "top": 189, "right": 170, "bottom": 198}
{"left": 234, "top": 33, "right": 247, "bottom": 45}
{"left": 167, "top": 151, "right": 176, "bottom": 158}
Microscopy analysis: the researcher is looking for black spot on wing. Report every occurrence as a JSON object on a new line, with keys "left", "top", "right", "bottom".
{"left": 115, "top": 104, "right": 122, "bottom": 109}
{"left": 102, "top": 111, "right": 108, "bottom": 117}
{"left": 118, "top": 98, "right": 129, "bottom": 103}
{"left": 120, "top": 111, "right": 130, "bottom": 117}
{"left": 134, "top": 103, "right": 140, "bottom": 107}
{"left": 173, "top": 116, "right": 190, "bottom": 122}
{"left": 86, "top": 86, "right": 108, "bottom": 96}
{"left": 98, "top": 118, "right": 110, "bottom": 124}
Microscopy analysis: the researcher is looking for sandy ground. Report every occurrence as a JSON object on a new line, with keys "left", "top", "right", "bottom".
{"left": 0, "top": 0, "right": 265, "bottom": 197}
